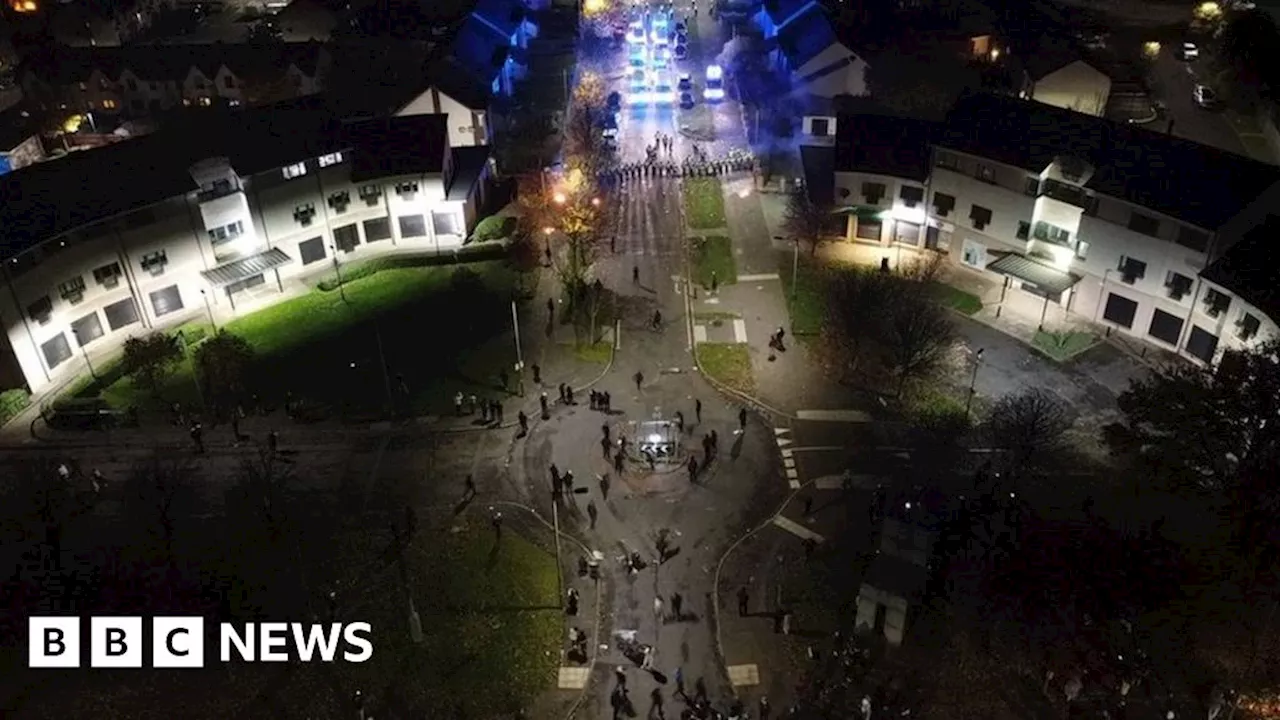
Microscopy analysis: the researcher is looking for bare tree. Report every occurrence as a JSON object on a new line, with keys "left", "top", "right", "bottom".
{"left": 882, "top": 285, "right": 955, "bottom": 398}
{"left": 985, "top": 388, "right": 1072, "bottom": 483}
{"left": 123, "top": 453, "right": 194, "bottom": 567}
{"left": 782, "top": 186, "right": 834, "bottom": 255}
{"left": 827, "top": 270, "right": 894, "bottom": 380}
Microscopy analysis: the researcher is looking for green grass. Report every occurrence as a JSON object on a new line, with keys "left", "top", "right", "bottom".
{"left": 332, "top": 519, "right": 560, "bottom": 718}
{"left": 91, "top": 261, "right": 527, "bottom": 417}
{"left": 1033, "top": 329, "right": 1099, "bottom": 362}
{"left": 690, "top": 235, "right": 737, "bottom": 287}
{"left": 779, "top": 259, "right": 828, "bottom": 335}
{"left": 930, "top": 283, "right": 983, "bottom": 315}
{"left": 573, "top": 341, "right": 613, "bottom": 364}
{"left": 696, "top": 343, "right": 755, "bottom": 395}
{"left": 682, "top": 177, "right": 727, "bottom": 230}
{"left": 0, "top": 388, "right": 30, "bottom": 427}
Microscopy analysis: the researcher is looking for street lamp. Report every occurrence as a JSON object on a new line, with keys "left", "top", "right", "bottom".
{"left": 965, "top": 347, "right": 984, "bottom": 420}
{"left": 329, "top": 244, "right": 348, "bottom": 304}
{"left": 591, "top": 197, "right": 601, "bottom": 207}
{"left": 553, "top": 192, "right": 567, "bottom": 205}
{"left": 199, "top": 288, "right": 217, "bottom": 331}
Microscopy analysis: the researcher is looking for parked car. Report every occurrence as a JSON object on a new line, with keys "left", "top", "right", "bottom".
{"left": 1194, "top": 84, "right": 1221, "bottom": 108}
{"left": 679, "top": 90, "right": 695, "bottom": 109}
{"left": 675, "top": 20, "right": 686, "bottom": 33}
{"left": 677, "top": 73, "right": 692, "bottom": 91}
{"left": 704, "top": 64, "right": 724, "bottom": 101}
{"left": 674, "top": 44, "right": 688, "bottom": 60}
{"left": 1180, "top": 41, "right": 1199, "bottom": 61}
{"left": 607, "top": 91, "right": 622, "bottom": 112}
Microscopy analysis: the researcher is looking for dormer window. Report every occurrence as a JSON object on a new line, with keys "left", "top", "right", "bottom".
{"left": 932, "top": 192, "right": 955, "bottom": 217}
{"left": 1117, "top": 256, "right": 1146, "bottom": 284}
{"left": 1165, "top": 271, "right": 1192, "bottom": 300}
{"left": 396, "top": 182, "right": 419, "bottom": 197}
{"left": 969, "top": 205, "right": 992, "bottom": 231}
{"left": 328, "top": 191, "right": 351, "bottom": 213}
{"left": 294, "top": 203, "right": 317, "bottom": 226}
{"left": 28, "top": 296, "right": 52, "bottom": 325}
{"left": 141, "top": 250, "right": 168, "bottom": 276}
{"left": 58, "top": 276, "right": 87, "bottom": 304}
{"left": 93, "top": 262, "right": 122, "bottom": 289}
{"left": 283, "top": 162, "right": 307, "bottom": 180}
{"left": 359, "top": 184, "right": 382, "bottom": 206}
{"left": 861, "top": 182, "right": 886, "bottom": 205}
{"left": 1204, "top": 288, "right": 1231, "bottom": 317}
{"left": 318, "top": 152, "right": 344, "bottom": 168}
{"left": 899, "top": 186, "right": 924, "bottom": 208}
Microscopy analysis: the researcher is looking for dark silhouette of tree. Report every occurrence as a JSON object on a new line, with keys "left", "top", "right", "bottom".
{"left": 1214, "top": 9, "right": 1280, "bottom": 105}
{"left": 122, "top": 453, "right": 193, "bottom": 568}
{"left": 881, "top": 281, "right": 954, "bottom": 398}
{"left": 985, "top": 388, "right": 1071, "bottom": 485}
{"left": 782, "top": 186, "right": 834, "bottom": 255}
{"left": 195, "top": 329, "right": 255, "bottom": 413}
{"left": 121, "top": 333, "right": 182, "bottom": 398}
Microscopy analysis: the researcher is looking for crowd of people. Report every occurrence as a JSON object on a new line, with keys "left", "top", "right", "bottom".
{"left": 600, "top": 146, "right": 756, "bottom": 185}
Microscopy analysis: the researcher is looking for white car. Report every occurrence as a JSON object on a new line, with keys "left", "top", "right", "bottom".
{"left": 653, "top": 46, "right": 671, "bottom": 69}
{"left": 1181, "top": 42, "right": 1199, "bottom": 61}
{"left": 629, "top": 45, "right": 647, "bottom": 68}
{"left": 652, "top": 74, "right": 676, "bottom": 104}
{"left": 628, "top": 69, "right": 650, "bottom": 104}
{"left": 704, "top": 64, "right": 724, "bottom": 101}
{"left": 1194, "top": 84, "right": 1221, "bottom": 108}
{"left": 627, "top": 22, "right": 646, "bottom": 44}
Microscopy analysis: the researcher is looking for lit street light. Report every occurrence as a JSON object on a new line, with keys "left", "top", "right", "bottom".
{"left": 553, "top": 192, "right": 567, "bottom": 205}
{"left": 965, "top": 347, "right": 984, "bottom": 420}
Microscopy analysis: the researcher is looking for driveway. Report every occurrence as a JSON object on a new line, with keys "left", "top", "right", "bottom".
{"left": 1148, "top": 48, "right": 1253, "bottom": 157}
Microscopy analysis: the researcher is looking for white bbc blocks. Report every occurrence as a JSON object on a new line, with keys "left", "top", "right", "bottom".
{"left": 91, "top": 617, "right": 143, "bottom": 668}
{"left": 30, "top": 616, "right": 204, "bottom": 668}
{"left": 152, "top": 617, "right": 205, "bottom": 668}
{"left": 28, "top": 617, "right": 80, "bottom": 668}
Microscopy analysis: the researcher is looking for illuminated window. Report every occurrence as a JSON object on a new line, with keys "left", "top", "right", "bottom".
{"left": 318, "top": 152, "right": 343, "bottom": 167}
{"left": 102, "top": 99, "right": 118, "bottom": 109}
{"left": 197, "top": 96, "right": 212, "bottom": 107}
{"left": 12, "top": 0, "right": 38, "bottom": 12}
{"left": 282, "top": 162, "right": 307, "bottom": 180}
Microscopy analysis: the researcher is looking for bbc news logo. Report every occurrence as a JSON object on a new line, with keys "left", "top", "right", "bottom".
{"left": 29, "top": 617, "right": 373, "bottom": 668}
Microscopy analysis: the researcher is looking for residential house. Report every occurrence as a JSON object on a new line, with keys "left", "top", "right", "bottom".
{"left": 449, "top": 0, "right": 536, "bottom": 97}
{"left": 1018, "top": 38, "right": 1110, "bottom": 116}
{"left": 757, "top": 0, "right": 868, "bottom": 98}
{"left": 0, "top": 98, "right": 493, "bottom": 393}
{"left": 803, "top": 92, "right": 1280, "bottom": 366}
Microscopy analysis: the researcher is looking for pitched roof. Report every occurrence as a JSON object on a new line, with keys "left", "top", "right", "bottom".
{"left": 1200, "top": 215, "right": 1280, "bottom": 322}
{"left": 471, "top": 0, "right": 526, "bottom": 39}
{"left": 21, "top": 42, "right": 328, "bottom": 86}
{"left": 450, "top": 16, "right": 510, "bottom": 80}
{"left": 777, "top": 5, "right": 837, "bottom": 69}
{"left": 833, "top": 113, "right": 937, "bottom": 182}
{"left": 429, "top": 58, "right": 492, "bottom": 110}
{"left": 346, "top": 114, "right": 449, "bottom": 182}
{"left": 0, "top": 100, "right": 450, "bottom": 258}
{"left": 940, "top": 92, "right": 1280, "bottom": 230}
{"left": 1021, "top": 36, "right": 1096, "bottom": 81}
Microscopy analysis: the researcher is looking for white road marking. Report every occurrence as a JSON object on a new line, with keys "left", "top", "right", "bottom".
{"left": 813, "top": 473, "right": 879, "bottom": 490}
{"left": 785, "top": 467, "right": 799, "bottom": 480}
{"left": 704, "top": 297, "right": 721, "bottom": 304}
{"left": 779, "top": 449, "right": 793, "bottom": 458}
{"left": 558, "top": 667, "right": 590, "bottom": 689}
{"left": 772, "top": 515, "right": 825, "bottom": 542}
{"left": 783, "top": 458, "right": 795, "bottom": 469}
{"left": 737, "top": 273, "right": 780, "bottom": 282}
{"left": 789, "top": 480, "right": 802, "bottom": 489}
{"left": 615, "top": 319, "right": 622, "bottom": 350}
{"left": 795, "top": 409, "right": 873, "bottom": 422}
{"left": 732, "top": 319, "right": 747, "bottom": 343}
{"left": 694, "top": 325, "right": 708, "bottom": 343}
{"left": 784, "top": 445, "right": 844, "bottom": 453}
{"left": 727, "top": 664, "right": 761, "bottom": 686}
{"left": 775, "top": 437, "right": 792, "bottom": 447}
{"left": 774, "top": 428, "right": 791, "bottom": 436}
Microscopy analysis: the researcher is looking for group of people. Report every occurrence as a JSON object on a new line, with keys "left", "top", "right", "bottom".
{"left": 453, "top": 391, "right": 506, "bottom": 425}
{"left": 602, "top": 149, "right": 756, "bottom": 185}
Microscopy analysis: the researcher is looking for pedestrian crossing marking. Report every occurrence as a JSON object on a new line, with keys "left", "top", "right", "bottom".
{"left": 795, "top": 409, "right": 873, "bottom": 422}
{"left": 732, "top": 319, "right": 748, "bottom": 343}
{"left": 775, "top": 437, "right": 792, "bottom": 447}
{"left": 737, "top": 273, "right": 780, "bottom": 282}
{"left": 774, "top": 427, "right": 791, "bottom": 437}
{"left": 785, "top": 467, "right": 799, "bottom": 480}
{"left": 783, "top": 457, "right": 795, "bottom": 469}
{"left": 558, "top": 667, "right": 590, "bottom": 689}
{"left": 779, "top": 448, "right": 793, "bottom": 458}
{"left": 727, "top": 664, "right": 761, "bottom": 687}
{"left": 789, "top": 480, "right": 802, "bottom": 490}
{"left": 694, "top": 325, "right": 708, "bottom": 343}
{"left": 772, "top": 515, "right": 825, "bottom": 543}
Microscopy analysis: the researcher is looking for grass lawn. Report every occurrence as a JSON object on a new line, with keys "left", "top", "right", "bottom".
{"left": 320, "top": 518, "right": 561, "bottom": 718}
{"left": 574, "top": 341, "right": 613, "bottom": 364}
{"left": 682, "top": 177, "right": 727, "bottom": 230}
{"left": 696, "top": 343, "right": 755, "bottom": 395}
{"left": 779, "top": 259, "right": 828, "bottom": 335}
{"left": 1033, "top": 329, "right": 1099, "bottom": 362}
{"left": 930, "top": 282, "right": 983, "bottom": 315}
{"left": 690, "top": 235, "right": 737, "bottom": 287}
{"left": 87, "top": 261, "right": 528, "bottom": 417}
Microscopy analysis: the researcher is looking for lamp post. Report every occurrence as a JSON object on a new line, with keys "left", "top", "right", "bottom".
{"left": 511, "top": 299, "right": 525, "bottom": 396}
{"left": 791, "top": 239, "right": 799, "bottom": 299}
{"left": 199, "top": 289, "right": 217, "bottom": 331}
{"left": 965, "top": 347, "right": 984, "bottom": 420}
{"left": 71, "top": 328, "right": 97, "bottom": 380}
{"left": 330, "top": 244, "right": 348, "bottom": 304}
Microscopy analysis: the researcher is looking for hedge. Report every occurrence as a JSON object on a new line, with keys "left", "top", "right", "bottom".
{"left": 0, "top": 387, "right": 31, "bottom": 426}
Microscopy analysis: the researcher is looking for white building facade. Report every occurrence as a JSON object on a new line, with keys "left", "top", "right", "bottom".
{"left": 819, "top": 94, "right": 1280, "bottom": 367}
{"left": 0, "top": 109, "right": 491, "bottom": 394}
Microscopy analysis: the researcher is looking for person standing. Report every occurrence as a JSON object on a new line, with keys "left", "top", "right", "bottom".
{"left": 675, "top": 411, "right": 684, "bottom": 434}
{"left": 634, "top": 371, "right": 644, "bottom": 391}
{"left": 654, "top": 596, "right": 664, "bottom": 620}
{"left": 737, "top": 586, "right": 749, "bottom": 616}
{"left": 687, "top": 455, "right": 698, "bottom": 481}
{"left": 695, "top": 398, "right": 702, "bottom": 423}
{"left": 455, "top": 392, "right": 464, "bottom": 416}
{"left": 587, "top": 500, "right": 599, "bottom": 529}
{"left": 518, "top": 410, "right": 529, "bottom": 436}
{"left": 738, "top": 407, "right": 747, "bottom": 432}
{"left": 540, "top": 392, "right": 549, "bottom": 418}
{"left": 633, "top": 266, "right": 640, "bottom": 285}
{"left": 190, "top": 422, "right": 205, "bottom": 454}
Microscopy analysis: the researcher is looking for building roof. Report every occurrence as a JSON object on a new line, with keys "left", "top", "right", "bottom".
{"left": 429, "top": 58, "right": 493, "bottom": 110}
{"left": 451, "top": 15, "right": 510, "bottom": 81}
{"left": 762, "top": 0, "right": 813, "bottom": 27}
{"left": 0, "top": 101, "right": 451, "bottom": 259}
{"left": 833, "top": 113, "right": 936, "bottom": 182}
{"left": 446, "top": 145, "right": 491, "bottom": 201}
{"left": 941, "top": 92, "right": 1280, "bottom": 230}
{"left": 21, "top": 42, "right": 329, "bottom": 87}
{"left": 0, "top": 101, "right": 43, "bottom": 152}
{"left": 347, "top": 114, "right": 449, "bottom": 183}
{"left": 1201, "top": 215, "right": 1280, "bottom": 322}
{"left": 777, "top": 5, "right": 838, "bottom": 69}
{"left": 471, "top": 0, "right": 526, "bottom": 39}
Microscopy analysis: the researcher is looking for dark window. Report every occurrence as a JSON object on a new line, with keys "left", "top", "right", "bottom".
{"left": 399, "top": 214, "right": 426, "bottom": 238}
{"left": 294, "top": 203, "right": 317, "bottom": 227}
{"left": 1204, "top": 288, "right": 1231, "bottom": 317}
{"left": 895, "top": 221, "right": 921, "bottom": 246}
{"left": 1118, "top": 256, "right": 1146, "bottom": 284}
{"left": 396, "top": 182, "right": 419, "bottom": 196}
{"left": 1238, "top": 312, "right": 1261, "bottom": 340}
{"left": 1103, "top": 292, "right": 1138, "bottom": 328}
{"left": 71, "top": 312, "right": 104, "bottom": 347}
{"left": 93, "top": 262, "right": 122, "bottom": 288}
{"left": 140, "top": 250, "right": 168, "bottom": 276}
{"left": 969, "top": 205, "right": 992, "bottom": 230}
{"left": 1148, "top": 308, "right": 1183, "bottom": 345}
{"left": 359, "top": 184, "right": 382, "bottom": 206}
{"left": 104, "top": 298, "right": 140, "bottom": 330}
{"left": 127, "top": 78, "right": 138, "bottom": 91}
{"left": 1127, "top": 212, "right": 1160, "bottom": 237}
{"left": 1186, "top": 326, "right": 1219, "bottom": 363}
{"left": 1165, "top": 271, "right": 1193, "bottom": 300}
{"left": 222, "top": 75, "right": 235, "bottom": 89}
{"left": 1076, "top": 240, "right": 1090, "bottom": 259}
{"left": 1024, "top": 177, "right": 1040, "bottom": 196}
{"left": 334, "top": 224, "right": 360, "bottom": 252}
{"left": 328, "top": 191, "right": 351, "bottom": 214}
{"left": 932, "top": 192, "right": 955, "bottom": 217}
{"left": 41, "top": 333, "right": 72, "bottom": 369}
{"left": 299, "top": 237, "right": 326, "bottom": 265}
{"left": 432, "top": 211, "right": 462, "bottom": 236}
{"left": 810, "top": 117, "right": 830, "bottom": 136}
{"left": 364, "top": 217, "right": 392, "bottom": 242}
{"left": 27, "top": 296, "right": 52, "bottom": 325}
{"left": 856, "top": 219, "right": 882, "bottom": 240}
{"left": 1176, "top": 226, "right": 1210, "bottom": 252}
{"left": 976, "top": 164, "right": 995, "bottom": 183}
{"left": 1033, "top": 222, "right": 1071, "bottom": 245}
{"left": 58, "top": 276, "right": 86, "bottom": 304}
{"left": 899, "top": 186, "right": 924, "bottom": 207}
{"left": 150, "top": 285, "right": 183, "bottom": 317}
{"left": 1016, "top": 221, "right": 1030, "bottom": 240}
{"left": 861, "top": 182, "right": 886, "bottom": 204}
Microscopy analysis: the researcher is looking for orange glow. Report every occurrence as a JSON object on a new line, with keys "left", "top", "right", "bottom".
{"left": 12, "top": 0, "right": 38, "bottom": 11}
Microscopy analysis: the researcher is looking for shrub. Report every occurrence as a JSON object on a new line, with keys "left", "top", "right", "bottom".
{"left": 472, "top": 215, "right": 516, "bottom": 243}
{"left": 0, "top": 387, "right": 30, "bottom": 426}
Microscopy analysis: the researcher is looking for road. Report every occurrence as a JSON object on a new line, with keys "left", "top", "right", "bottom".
{"left": 1147, "top": 47, "right": 1250, "bottom": 157}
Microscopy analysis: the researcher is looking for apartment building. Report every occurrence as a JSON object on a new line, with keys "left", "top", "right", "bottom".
{"left": 0, "top": 97, "right": 492, "bottom": 393}
{"left": 802, "top": 92, "right": 1280, "bottom": 366}
{"left": 20, "top": 42, "right": 330, "bottom": 118}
